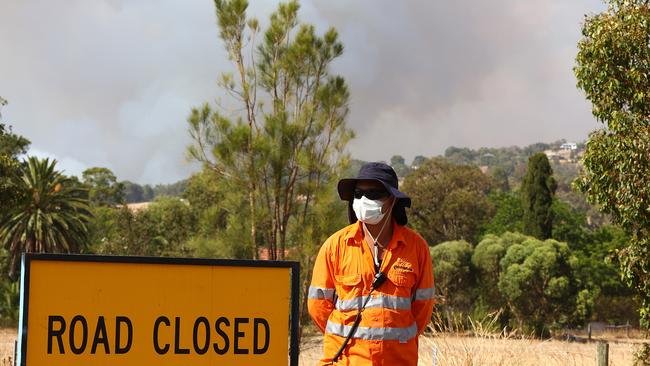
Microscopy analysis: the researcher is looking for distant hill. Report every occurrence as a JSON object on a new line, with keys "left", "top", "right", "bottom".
{"left": 122, "top": 179, "right": 188, "bottom": 203}
{"left": 348, "top": 139, "right": 585, "bottom": 181}
{"left": 138, "top": 139, "right": 600, "bottom": 223}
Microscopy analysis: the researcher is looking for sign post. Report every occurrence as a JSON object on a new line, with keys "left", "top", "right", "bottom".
{"left": 16, "top": 253, "right": 300, "bottom": 366}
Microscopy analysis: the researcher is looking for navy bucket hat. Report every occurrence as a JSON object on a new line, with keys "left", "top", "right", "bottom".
{"left": 338, "top": 162, "right": 411, "bottom": 225}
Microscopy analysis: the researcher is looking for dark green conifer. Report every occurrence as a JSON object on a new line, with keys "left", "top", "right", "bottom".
{"left": 521, "top": 153, "right": 557, "bottom": 239}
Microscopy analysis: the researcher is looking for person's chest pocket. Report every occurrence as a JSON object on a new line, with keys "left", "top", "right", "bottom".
{"left": 387, "top": 268, "right": 416, "bottom": 297}
{"left": 334, "top": 273, "right": 363, "bottom": 299}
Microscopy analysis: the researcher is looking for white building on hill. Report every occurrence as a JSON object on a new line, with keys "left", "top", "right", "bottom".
{"left": 560, "top": 142, "right": 578, "bottom": 151}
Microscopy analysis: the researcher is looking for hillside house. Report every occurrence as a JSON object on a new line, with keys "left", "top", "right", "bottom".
{"left": 560, "top": 142, "right": 578, "bottom": 150}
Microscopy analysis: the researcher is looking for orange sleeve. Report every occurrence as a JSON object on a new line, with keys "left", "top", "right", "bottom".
{"left": 307, "top": 240, "right": 336, "bottom": 333}
{"left": 412, "top": 237, "right": 435, "bottom": 335}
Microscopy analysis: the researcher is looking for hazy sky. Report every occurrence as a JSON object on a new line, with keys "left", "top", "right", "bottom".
{"left": 0, "top": 0, "right": 606, "bottom": 184}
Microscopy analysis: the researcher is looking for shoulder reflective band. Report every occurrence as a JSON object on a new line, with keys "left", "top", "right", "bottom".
{"left": 413, "top": 287, "right": 435, "bottom": 301}
{"left": 325, "top": 321, "right": 417, "bottom": 342}
{"left": 335, "top": 294, "right": 411, "bottom": 311}
{"left": 308, "top": 286, "right": 336, "bottom": 301}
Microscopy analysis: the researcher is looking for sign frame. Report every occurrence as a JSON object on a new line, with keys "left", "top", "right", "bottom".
{"left": 17, "top": 253, "right": 300, "bottom": 366}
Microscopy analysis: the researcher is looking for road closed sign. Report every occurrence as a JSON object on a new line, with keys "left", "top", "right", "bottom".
{"left": 17, "top": 254, "right": 300, "bottom": 366}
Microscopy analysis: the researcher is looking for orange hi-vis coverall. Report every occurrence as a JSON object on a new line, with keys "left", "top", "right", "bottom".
{"left": 308, "top": 221, "right": 435, "bottom": 365}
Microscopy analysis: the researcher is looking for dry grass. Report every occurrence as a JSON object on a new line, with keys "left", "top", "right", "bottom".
{"left": 0, "top": 329, "right": 15, "bottom": 366}
{"left": 0, "top": 327, "right": 644, "bottom": 366}
{"left": 300, "top": 312, "right": 647, "bottom": 366}
{"left": 419, "top": 334, "right": 640, "bottom": 366}
{"left": 300, "top": 334, "right": 644, "bottom": 366}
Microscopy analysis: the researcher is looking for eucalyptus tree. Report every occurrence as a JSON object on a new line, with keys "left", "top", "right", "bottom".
{"left": 574, "top": 0, "right": 650, "bottom": 327}
{"left": 0, "top": 98, "right": 31, "bottom": 217}
{"left": 82, "top": 167, "right": 125, "bottom": 206}
{"left": 401, "top": 157, "right": 494, "bottom": 245}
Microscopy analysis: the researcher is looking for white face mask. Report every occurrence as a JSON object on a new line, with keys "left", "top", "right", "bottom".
{"left": 353, "top": 196, "right": 387, "bottom": 225}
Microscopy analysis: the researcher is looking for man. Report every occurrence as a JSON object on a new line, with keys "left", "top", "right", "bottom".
{"left": 308, "top": 162, "right": 435, "bottom": 365}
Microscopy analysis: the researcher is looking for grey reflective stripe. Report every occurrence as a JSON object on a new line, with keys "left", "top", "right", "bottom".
{"left": 325, "top": 321, "right": 418, "bottom": 342}
{"left": 336, "top": 295, "right": 411, "bottom": 311}
{"left": 308, "top": 286, "right": 336, "bottom": 301}
{"left": 414, "top": 287, "right": 435, "bottom": 301}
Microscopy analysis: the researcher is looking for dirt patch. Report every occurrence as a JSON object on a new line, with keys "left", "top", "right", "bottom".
{"left": 0, "top": 329, "right": 16, "bottom": 365}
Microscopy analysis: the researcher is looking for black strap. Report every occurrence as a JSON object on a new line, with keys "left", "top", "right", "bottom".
{"left": 327, "top": 272, "right": 386, "bottom": 364}
{"left": 328, "top": 311, "right": 363, "bottom": 363}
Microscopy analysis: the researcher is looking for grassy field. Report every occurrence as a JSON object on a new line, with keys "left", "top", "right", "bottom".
{"left": 1, "top": 328, "right": 645, "bottom": 365}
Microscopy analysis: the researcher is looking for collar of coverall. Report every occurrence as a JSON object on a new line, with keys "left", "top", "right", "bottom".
{"left": 344, "top": 219, "right": 406, "bottom": 249}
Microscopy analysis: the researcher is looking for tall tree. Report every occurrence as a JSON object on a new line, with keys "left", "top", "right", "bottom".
{"left": 401, "top": 157, "right": 494, "bottom": 245}
{"left": 0, "top": 98, "right": 31, "bottom": 219}
{"left": 521, "top": 153, "right": 556, "bottom": 239}
{"left": 187, "top": 0, "right": 353, "bottom": 261}
{"left": 389, "top": 155, "right": 411, "bottom": 177}
{"left": 122, "top": 181, "right": 145, "bottom": 203}
{"left": 82, "top": 167, "right": 125, "bottom": 206}
{"left": 490, "top": 166, "right": 510, "bottom": 192}
{"left": 0, "top": 157, "right": 92, "bottom": 279}
{"left": 187, "top": 1, "right": 353, "bottom": 339}
{"left": 0, "top": 125, "right": 29, "bottom": 157}
{"left": 482, "top": 191, "right": 523, "bottom": 236}
{"left": 411, "top": 155, "right": 427, "bottom": 169}
{"left": 142, "top": 185, "right": 154, "bottom": 202}
{"left": 574, "top": 0, "right": 650, "bottom": 327}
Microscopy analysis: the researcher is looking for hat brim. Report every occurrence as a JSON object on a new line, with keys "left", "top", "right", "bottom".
{"left": 337, "top": 178, "right": 411, "bottom": 208}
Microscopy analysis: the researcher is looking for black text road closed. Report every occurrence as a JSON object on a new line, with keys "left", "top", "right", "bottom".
{"left": 17, "top": 254, "right": 300, "bottom": 365}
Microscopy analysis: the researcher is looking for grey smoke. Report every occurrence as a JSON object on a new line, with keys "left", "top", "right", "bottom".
{"left": 0, "top": 0, "right": 605, "bottom": 183}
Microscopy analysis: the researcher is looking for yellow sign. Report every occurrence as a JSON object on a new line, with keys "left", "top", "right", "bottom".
{"left": 17, "top": 254, "right": 299, "bottom": 366}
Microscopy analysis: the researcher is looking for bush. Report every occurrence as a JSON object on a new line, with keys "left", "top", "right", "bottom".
{"left": 430, "top": 241, "right": 474, "bottom": 315}
{"left": 498, "top": 237, "right": 581, "bottom": 336}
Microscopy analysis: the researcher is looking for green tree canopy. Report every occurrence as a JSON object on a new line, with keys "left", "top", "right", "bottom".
{"left": 0, "top": 157, "right": 92, "bottom": 279}
{"left": 444, "top": 146, "right": 478, "bottom": 165}
{"left": 187, "top": 1, "right": 354, "bottom": 332}
{"left": 0, "top": 131, "right": 29, "bottom": 216}
{"left": 0, "top": 99, "right": 31, "bottom": 216}
{"left": 122, "top": 181, "right": 145, "bottom": 203}
{"left": 88, "top": 197, "right": 196, "bottom": 257}
{"left": 187, "top": 0, "right": 353, "bottom": 262}
{"left": 521, "top": 153, "right": 557, "bottom": 239}
{"left": 411, "top": 155, "right": 427, "bottom": 169}
{"left": 389, "top": 155, "right": 411, "bottom": 177}
{"left": 142, "top": 185, "right": 154, "bottom": 202}
{"left": 0, "top": 99, "right": 30, "bottom": 158}
{"left": 490, "top": 166, "right": 510, "bottom": 192}
{"left": 0, "top": 124, "right": 29, "bottom": 158}
{"left": 402, "top": 157, "right": 494, "bottom": 245}
{"left": 82, "top": 167, "right": 125, "bottom": 206}
{"left": 497, "top": 236, "right": 582, "bottom": 336}
{"left": 141, "top": 197, "right": 196, "bottom": 256}
{"left": 472, "top": 232, "right": 528, "bottom": 312}
{"left": 430, "top": 240, "right": 474, "bottom": 315}
{"left": 473, "top": 232, "right": 528, "bottom": 281}
{"left": 574, "top": 0, "right": 650, "bottom": 326}
{"left": 482, "top": 191, "right": 524, "bottom": 236}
